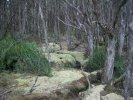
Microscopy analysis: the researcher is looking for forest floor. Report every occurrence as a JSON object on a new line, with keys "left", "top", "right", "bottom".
{"left": 0, "top": 42, "right": 133, "bottom": 100}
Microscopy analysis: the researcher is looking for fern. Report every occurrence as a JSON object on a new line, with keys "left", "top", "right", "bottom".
{"left": 0, "top": 34, "right": 51, "bottom": 76}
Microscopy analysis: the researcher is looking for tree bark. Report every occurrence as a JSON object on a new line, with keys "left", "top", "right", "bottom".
{"left": 104, "top": 36, "right": 115, "bottom": 83}
{"left": 64, "top": 2, "right": 73, "bottom": 50}
{"left": 119, "top": 17, "right": 126, "bottom": 56}
{"left": 124, "top": 70, "right": 132, "bottom": 100}
{"left": 87, "top": 33, "right": 94, "bottom": 56}
{"left": 124, "top": 21, "right": 133, "bottom": 100}
{"left": 38, "top": 1, "right": 51, "bottom": 64}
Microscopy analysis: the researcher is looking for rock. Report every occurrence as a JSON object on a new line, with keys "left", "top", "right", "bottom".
{"left": 83, "top": 85, "right": 106, "bottom": 100}
{"left": 101, "top": 93, "right": 124, "bottom": 100}
{"left": 57, "top": 50, "right": 85, "bottom": 64}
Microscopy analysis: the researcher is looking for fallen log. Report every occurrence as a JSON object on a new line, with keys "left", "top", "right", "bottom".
{"left": 8, "top": 70, "right": 102, "bottom": 100}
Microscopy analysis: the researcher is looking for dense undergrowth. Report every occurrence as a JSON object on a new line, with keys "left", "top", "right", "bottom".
{"left": 0, "top": 34, "right": 51, "bottom": 76}
{"left": 85, "top": 46, "right": 126, "bottom": 78}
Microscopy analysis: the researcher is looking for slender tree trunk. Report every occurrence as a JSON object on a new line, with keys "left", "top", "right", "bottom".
{"left": 66, "top": 30, "right": 72, "bottom": 50}
{"left": 18, "top": 3, "right": 22, "bottom": 35}
{"left": 119, "top": 30, "right": 125, "bottom": 56}
{"left": 87, "top": 32, "right": 94, "bottom": 56}
{"left": 64, "top": 3, "right": 73, "bottom": 50}
{"left": 104, "top": 36, "right": 115, "bottom": 83}
{"left": 21, "top": 2, "right": 27, "bottom": 34}
{"left": 54, "top": 19, "right": 58, "bottom": 43}
{"left": 119, "top": 19, "right": 126, "bottom": 56}
{"left": 37, "top": 8, "right": 41, "bottom": 40}
{"left": 38, "top": 1, "right": 51, "bottom": 64}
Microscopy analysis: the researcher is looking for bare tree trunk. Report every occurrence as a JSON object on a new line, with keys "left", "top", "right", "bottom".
{"left": 119, "top": 29, "right": 125, "bottom": 56}
{"left": 119, "top": 17, "right": 126, "bottom": 56}
{"left": 54, "top": 19, "right": 58, "bottom": 43}
{"left": 65, "top": 3, "right": 73, "bottom": 50}
{"left": 124, "top": 21, "right": 133, "bottom": 100}
{"left": 104, "top": 36, "right": 115, "bottom": 83}
{"left": 38, "top": 1, "right": 51, "bottom": 64}
{"left": 66, "top": 29, "right": 72, "bottom": 50}
{"left": 21, "top": 2, "right": 27, "bottom": 34}
{"left": 124, "top": 70, "right": 132, "bottom": 100}
{"left": 87, "top": 32, "right": 94, "bottom": 56}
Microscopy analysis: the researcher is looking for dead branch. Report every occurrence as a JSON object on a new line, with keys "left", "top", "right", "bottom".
{"left": 0, "top": 90, "right": 12, "bottom": 97}
{"left": 58, "top": 17, "right": 81, "bottom": 30}
{"left": 64, "top": 0, "right": 83, "bottom": 16}
{"left": 26, "top": 76, "right": 39, "bottom": 95}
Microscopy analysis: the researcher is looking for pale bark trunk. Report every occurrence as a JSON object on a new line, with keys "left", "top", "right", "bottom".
{"left": 54, "top": 19, "right": 58, "bottom": 43}
{"left": 124, "top": 70, "right": 132, "bottom": 100}
{"left": 37, "top": 9, "right": 41, "bottom": 40}
{"left": 124, "top": 21, "right": 133, "bottom": 100}
{"left": 119, "top": 30, "right": 125, "bottom": 56}
{"left": 87, "top": 33, "right": 93, "bottom": 56}
{"left": 104, "top": 36, "right": 115, "bottom": 83}
{"left": 38, "top": 2, "right": 51, "bottom": 64}
{"left": 64, "top": 3, "right": 73, "bottom": 50}
{"left": 66, "top": 32, "right": 72, "bottom": 50}
{"left": 19, "top": 2, "right": 27, "bottom": 34}
{"left": 65, "top": 18, "right": 72, "bottom": 50}
{"left": 119, "top": 19, "right": 126, "bottom": 56}
{"left": 21, "top": 2, "right": 27, "bottom": 34}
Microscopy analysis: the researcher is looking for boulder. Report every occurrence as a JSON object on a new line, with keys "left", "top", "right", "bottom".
{"left": 83, "top": 85, "right": 106, "bottom": 100}
{"left": 101, "top": 93, "right": 124, "bottom": 100}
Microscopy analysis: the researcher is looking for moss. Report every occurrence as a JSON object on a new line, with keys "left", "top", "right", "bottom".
{"left": 41, "top": 43, "right": 60, "bottom": 53}
{"left": 45, "top": 53, "right": 76, "bottom": 68}
{"left": 0, "top": 72, "right": 17, "bottom": 88}
{"left": 57, "top": 50, "right": 85, "bottom": 64}
{"left": 15, "top": 79, "right": 31, "bottom": 87}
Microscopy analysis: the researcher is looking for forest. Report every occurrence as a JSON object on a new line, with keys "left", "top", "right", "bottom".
{"left": 0, "top": 0, "right": 133, "bottom": 100}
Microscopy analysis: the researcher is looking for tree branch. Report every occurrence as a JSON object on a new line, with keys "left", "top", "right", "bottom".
{"left": 58, "top": 17, "right": 81, "bottom": 30}
{"left": 113, "top": 0, "right": 128, "bottom": 28}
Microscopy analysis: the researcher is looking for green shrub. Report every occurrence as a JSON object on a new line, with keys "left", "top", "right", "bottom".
{"left": 114, "top": 55, "right": 125, "bottom": 78}
{"left": 85, "top": 46, "right": 125, "bottom": 78}
{"left": 84, "top": 46, "right": 106, "bottom": 72}
{"left": 0, "top": 34, "right": 51, "bottom": 76}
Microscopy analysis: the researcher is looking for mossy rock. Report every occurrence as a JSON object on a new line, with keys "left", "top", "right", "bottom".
{"left": 101, "top": 93, "right": 124, "bottom": 100}
{"left": 57, "top": 50, "right": 85, "bottom": 64}
{"left": 47, "top": 53, "right": 76, "bottom": 68}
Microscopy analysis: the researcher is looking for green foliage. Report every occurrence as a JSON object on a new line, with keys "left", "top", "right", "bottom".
{"left": 0, "top": 34, "right": 51, "bottom": 76}
{"left": 85, "top": 46, "right": 125, "bottom": 78}
{"left": 114, "top": 55, "right": 125, "bottom": 78}
{"left": 85, "top": 46, "right": 106, "bottom": 72}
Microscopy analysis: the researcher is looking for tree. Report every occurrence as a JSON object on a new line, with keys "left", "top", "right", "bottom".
{"left": 91, "top": 0, "right": 128, "bottom": 83}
